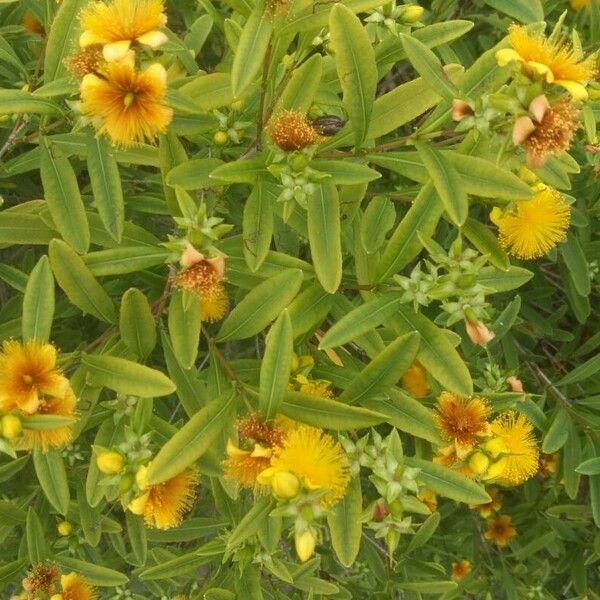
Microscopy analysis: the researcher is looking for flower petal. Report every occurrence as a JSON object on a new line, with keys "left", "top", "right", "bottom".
{"left": 495, "top": 48, "right": 522, "bottom": 67}
{"left": 137, "top": 30, "right": 168, "bottom": 48}
{"left": 555, "top": 79, "right": 588, "bottom": 101}
{"left": 103, "top": 40, "right": 132, "bottom": 62}
{"left": 526, "top": 61, "right": 554, "bottom": 82}
{"left": 79, "top": 30, "right": 106, "bottom": 48}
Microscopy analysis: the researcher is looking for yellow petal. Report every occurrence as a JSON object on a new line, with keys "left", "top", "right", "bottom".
{"left": 19, "top": 389, "right": 40, "bottom": 414}
{"left": 102, "top": 40, "right": 132, "bottom": 62}
{"left": 250, "top": 443, "right": 272, "bottom": 458}
{"left": 555, "top": 79, "right": 588, "bottom": 101}
{"left": 80, "top": 73, "right": 104, "bottom": 94}
{"left": 256, "top": 467, "right": 276, "bottom": 485}
{"left": 128, "top": 492, "right": 149, "bottom": 515}
{"left": 137, "top": 30, "right": 168, "bottom": 48}
{"left": 144, "top": 62, "right": 168, "bottom": 85}
{"left": 226, "top": 438, "right": 250, "bottom": 457}
{"left": 525, "top": 61, "right": 554, "bottom": 82}
{"left": 495, "top": 48, "right": 522, "bottom": 67}
{"left": 79, "top": 30, "right": 105, "bottom": 48}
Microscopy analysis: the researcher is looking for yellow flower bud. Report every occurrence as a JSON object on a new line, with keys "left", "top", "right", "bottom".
{"left": 290, "top": 352, "right": 300, "bottom": 373}
{"left": 271, "top": 471, "right": 300, "bottom": 500}
{"left": 128, "top": 492, "right": 149, "bottom": 515}
{"left": 468, "top": 452, "right": 490, "bottom": 475}
{"left": 96, "top": 451, "right": 124, "bottom": 475}
{"left": 230, "top": 98, "right": 244, "bottom": 111}
{"left": 402, "top": 5, "right": 424, "bottom": 22}
{"left": 1, "top": 414, "right": 22, "bottom": 439}
{"left": 135, "top": 465, "right": 149, "bottom": 490}
{"left": 295, "top": 529, "right": 316, "bottom": 562}
{"left": 213, "top": 131, "right": 228, "bottom": 145}
{"left": 57, "top": 521, "right": 72, "bottom": 536}
{"left": 482, "top": 457, "right": 509, "bottom": 481}
{"left": 483, "top": 437, "right": 508, "bottom": 459}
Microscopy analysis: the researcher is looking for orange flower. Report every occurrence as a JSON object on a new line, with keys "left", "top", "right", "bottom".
{"left": 56, "top": 572, "right": 97, "bottom": 600}
{"left": 21, "top": 563, "right": 60, "bottom": 596}
{"left": 80, "top": 61, "right": 172, "bottom": 146}
{"left": 470, "top": 487, "right": 502, "bottom": 518}
{"left": 268, "top": 110, "right": 319, "bottom": 151}
{"left": 451, "top": 559, "right": 471, "bottom": 580}
{"left": 464, "top": 320, "right": 495, "bottom": 345}
{"left": 484, "top": 514, "right": 517, "bottom": 546}
{"left": 435, "top": 392, "right": 491, "bottom": 458}
{"left": 128, "top": 468, "right": 198, "bottom": 529}
{"left": 79, "top": 0, "right": 168, "bottom": 62}
{"left": 401, "top": 361, "right": 430, "bottom": 398}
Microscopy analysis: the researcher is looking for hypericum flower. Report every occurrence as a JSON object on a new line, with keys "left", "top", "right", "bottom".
{"left": 175, "top": 251, "right": 228, "bottom": 323}
{"left": 470, "top": 486, "right": 502, "bottom": 518}
{"left": 80, "top": 61, "right": 172, "bottom": 147}
{"left": 22, "top": 563, "right": 60, "bottom": 597}
{"left": 435, "top": 392, "right": 491, "bottom": 459}
{"left": 496, "top": 24, "right": 596, "bottom": 99}
{"left": 484, "top": 514, "right": 517, "bottom": 546}
{"left": 64, "top": 46, "right": 104, "bottom": 77}
{"left": 288, "top": 374, "right": 335, "bottom": 399}
{"left": 401, "top": 361, "right": 430, "bottom": 399}
{"left": 539, "top": 452, "right": 558, "bottom": 478}
{"left": 491, "top": 187, "right": 571, "bottom": 260}
{"left": 79, "top": 0, "right": 168, "bottom": 62}
{"left": 53, "top": 572, "right": 97, "bottom": 600}
{"left": 507, "top": 376, "right": 524, "bottom": 393}
{"left": 268, "top": 110, "right": 319, "bottom": 151}
{"left": 0, "top": 340, "right": 69, "bottom": 414}
{"left": 512, "top": 96, "right": 579, "bottom": 168}
{"left": 15, "top": 386, "right": 77, "bottom": 452}
{"left": 259, "top": 424, "right": 350, "bottom": 507}
{"left": 464, "top": 319, "right": 495, "bottom": 345}
{"left": 128, "top": 468, "right": 198, "bottom": 529}
{"left": 451, "top": 559, "right": 472, "bottom": 581}
{"left": 483, "top": 411, "right": 539, "bottom": 486}
{"left": 418, "top": 488, "right": 437, "bottom": 512}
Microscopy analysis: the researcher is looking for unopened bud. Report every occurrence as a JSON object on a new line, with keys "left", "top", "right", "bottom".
{"left": 483, "top": 437, "right": 508, "bottom": 459}
{"left": 213, "top": 131, "right": 228, "bottom": 145}
{"left": 468, "top": 452, "right": 490, "bottom": 475}
{"left": 96, "top": 451, "right": 124, "bottom": 475}
{"left": 135, "top": 465, "right": 149, "bottom": 490}
{"left": 271, "top": 471, "right": 300, "bottom": 499}
{"left": 507, "top": 376, "right": 524, "bottom": 393}
{"left": 1, "top": 414, "right": 22, "bottom": 439}
{"left": 451, "top": 99, "right": 473, "bottom": 122}
{"left": 465, "top": 319, "right": 495, "bottom": 345}
{"left": 295, "top": 529, "right": 316, "bottom": 562}
{"left": 402, "top": 5, "right": 424, "bottom": 22}
{"left": 57, "top": 521, "right": 72, "bottom": 536}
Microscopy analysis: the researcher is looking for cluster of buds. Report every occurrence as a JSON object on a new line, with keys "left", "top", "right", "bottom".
{"left": 364, "top": 1, "right": 425, "bottom": 42}
{"left": 395, "top": 236, "right": 495, "bottom": 343}
{"left": 343, "top": 430, "right": 429, "bottom": 554}
{"left": 212, "top": 103, "right": 251, "bottom": 146}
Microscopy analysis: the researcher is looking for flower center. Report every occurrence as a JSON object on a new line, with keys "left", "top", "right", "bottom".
{"left": 22, "top": 374, "right": 34, "bottom": 385}
{"left": 123, "top": 91, "right": 136, "bottom": 108}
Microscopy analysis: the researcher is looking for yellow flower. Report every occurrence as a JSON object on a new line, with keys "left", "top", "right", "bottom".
{"left": 484, "top": 514, "right": 517, "bottom": 546}
{"left": 401, "top": 361, "right": 430, "bottom": 399}
{"left": 128, "top": 468, "right": 198, "bottom": 529}
{"left": 435, "top": 392, "right": 491, "bottom": 459}
{"left": 80, "top": 61, "right": 173, "bottom": 147}
{"left": 484, "top": 412, "right": 539, "bottom": 486}
{"left": 496, "top": 24, "right": 596, "bottom": 100}
{"left": 288, "top": 374, "right": 335, "bottom": 399}
{"left": 261, "top": 424, "right": 350, "bottom": 507}
{"left": 470, "top": 487, "right": 502, "bottom": 518}
{"left": 79, "top": 0, "right": 168, "bottom": 62}
{"left": 418, "top": 488, "right": 437, "bottom": 512}
{"left": 268, "top": 110, "right": 319, "bottom": 151}
{"left": 492, "top": 187, "right": 571, "bottom": 260}
{"left": 55, "top": 572, "right": 97, "bottom": 600}
{"left": 0, "top": 340, "right": 69, "bottom": 414}
{"left": 175, "top": 255, "right": 228, "bottom": 323}
{"left": 451, "top": 559, "right": 471, "bottom": 580}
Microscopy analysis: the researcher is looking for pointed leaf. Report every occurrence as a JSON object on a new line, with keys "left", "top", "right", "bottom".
{"left": 119, "top": 288, "right": 157, "bottom": 360}
{"left": 327, "top": 476, "right": 362, "bottom": 568}
{"left": 33, "top": 448, "right": 70, "bottom": 515}
{"left": 168, "top": 289, "right": 202, "bottom": 369}
{"left": 22, "top": 256, "right": 54, "bottom": 343}
{"left": 243, "top": 181, "right": 274, "bottom": 272}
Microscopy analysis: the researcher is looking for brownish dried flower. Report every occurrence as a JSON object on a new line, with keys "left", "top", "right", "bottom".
{"left": 64, "top": 46, "right": 104, "bottom": 77}
{"left": 22, "top": 563, "right": 60, "bottom": 596}
{"left": 268, "top": 110, "right": 319, "bottom": 151}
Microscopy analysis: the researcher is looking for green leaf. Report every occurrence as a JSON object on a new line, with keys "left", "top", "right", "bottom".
{"left": 0, "top": 90, "right": 61, "bottom": 115}
{"left": 274, "top": 54, "right": 322, "bottom": 113}
{"left": 44, "top": 0, "right": 87, "bottom": 82}
{"left": 179, "top": 73, "right": 233, "bottom": 111}
{"left": 243, "top": 181, "right": 274, "bottom": 272}
{"left": 287, "top": 283, "right": 333, "bottom": 339}
{"left": 576, "top": 457, "right": 600, "bottom": 475}
{"left": 231, "top": 9, "right": 272, "bottom": 98}
{"left": 119, "top": 288, "right": 157, "bottom": 360}
{"left": 484, "top": 0, "right": 543, "bottom": 23}
{"left": 227, "top": 496, "right": 274, "bottom": 551}
{"left": 48, "top": 239, "right": 116, "bottom": 323}
{"left": 376, "top": 183, "right": 443, "bottom": 281}
{"left": 216, "top": 269, "right": 303, "bottom": 342}
{"left": 82, "top": 355, "right": 175, "bottom": 397}
{"left": 259, "top": 311, "right": 293, "bottom": 421}
{"left": 280, "top": 391, "right": 387, "bottom": 430}
{"left": 168, "top": 289, "right": 202, "bottom": 370}
{"left": 362, "top": 389, "right": 442, "bottom": 445}
{"left": 405, "top": 457, "right": 490, "bottom": 504}
{"left": 393, "top": 307, "right": 473, "bottom": 396}
{"left": 54, "top": 556, "right": 129, "bottom": 586}
{"left": 146, "top": 393, "right": 235, "bottom": 485}
{"left": 557, "top": 353, "right": 600, "bottom": 386}
{"left": 310, "top": 160, "right": 381, "bottom": 185}
{"left": 209, "top": 158, "right": 267, "bottom": 184}
{"left": 560, "top": 234, "right": 590, "bottom": 297}
{"left": 139, "top": 542, "right": 223, "bottom": 580}
{"left": 329, "top": 4, "right": 377, "bottom": 146}
{"left": 400, "top": 34, "right": 459, "bottom": 101}
{"left": 166, "top": 157, "right": 224, "bottom": 189}
{"left": 361, "top": 195, "right": 396, "bottom": 255}
{"left": 0, "top": 558, "right": 28, "bottom": 589}
{"left": 415, "top": 142, "right": 468, "bottom": 226}
{"left": 77, "top": 480, "right": 102, "bottom": 548}
{"left": 83, "top": 246, "right": 170, "bottom": 276}
{"left": 40, "top": 140, "right": 90, "bottom": 254}
{"left": 478, "top": 266, "right": 533, "bottom": 292}
{"left": 125, "top": 512, "right": 147, "bottom": 567}
{"left": 0, "top": 455, "right": 29, "bottom": 483}
{"left": 33, "top": 448, "right": 70, "bottom": 515}
{"left": 320, "top": 292, "right": 401, "bottom": 349}
{"left": 26, "top": 507, "right": 48, "bottom": 564}
{"left": 406, "top": 511, "right": 441, "bottom": 553}
{"left": 307, "top": 183, "right": 342, "bottom": 293}
{"left": 22, "top": 255, "right": 54, "bottom": 343}
{"left": 463, "top": 217, "right": 510, "bottom": 271}
{"left": 339, "top": 332, "right": 420, "bottom": 405}
{"left": 86, "top": 135, "right": 124, "bottom": 243}
{"left": 398, "top": 581, "right": 457, "bottom": 594}
{"left": 327, "top": 476, "right": 362, "bottom": 568}
{"left": 542, "top": 408, "right": 569, "bottom": 454}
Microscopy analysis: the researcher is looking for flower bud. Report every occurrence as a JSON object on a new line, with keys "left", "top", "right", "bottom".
{"left": 135, "top": 465, "right": 149, "bottom": 490}
{"left": 507, "top": 376, "right": 524, "bottom": 393}
{"left": 482, "top": 457, "right": 508, "bottom": 481}
{"left": 465, "top": 319, "right": 495, "bottom": 345}
{"left": 451, "top": 99, "right": 473, "bottom": 122}
{"left": 179, "top": 243, "right": 204, "bottom": 268}
{"left": 295, "top": 529, "right": 316, "bottom": 562}
{"left": 468, "top": 452, "right": 490, "bottom": 475}
{"left": 483, "top": 437, "right": 508, "bottom": 459}
{"left": 128, "top": 492, "right": 149, "bottom": 515}
{"left": 271, "top": 471, "right": 300, "bottom": 499}
{"left": 96, "top": 451, "right": 124, "bottom": 475}
{"left": 213, "top": 131, "right": 228, "bottom": 145}
{"left": 402, "top": 5, "right": 424, "bottom": 22}
{"left": 230, "top": 98, "right": 245, "bottom": 111}
{"left": 57, "top": 521, "right": 72, "bottom": 536}
{"left": 1, "top": 414, "right": 22, "bottom": 439}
